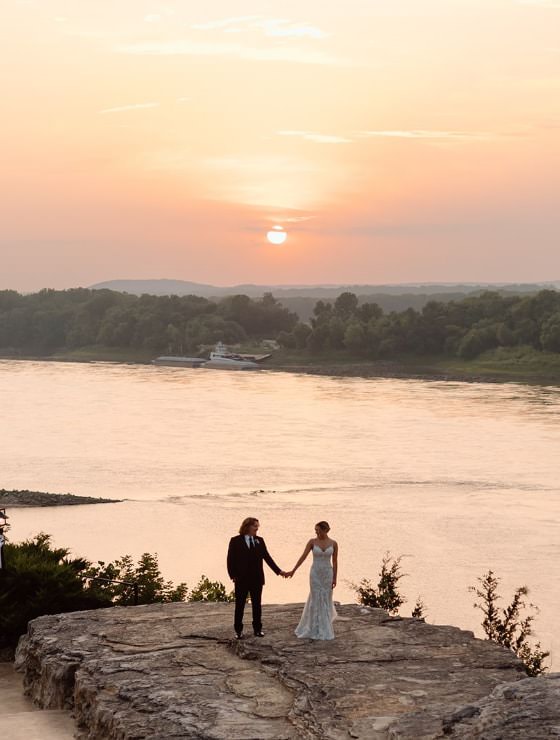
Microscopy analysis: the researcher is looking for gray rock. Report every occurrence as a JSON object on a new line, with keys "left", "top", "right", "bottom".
{"left": 442, "top": 673, "right": 560, "bottom": 738}
{"left": 14, "top": 602, "right": 555, "bottom": 739}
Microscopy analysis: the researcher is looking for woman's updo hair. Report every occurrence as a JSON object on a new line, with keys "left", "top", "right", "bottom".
{"left": 315, "top": 520, "right": 330, "bottom": 533}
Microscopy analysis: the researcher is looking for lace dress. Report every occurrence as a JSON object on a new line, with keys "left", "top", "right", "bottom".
{"left": 295, "top": 545, "right": 337, "bottom": 640}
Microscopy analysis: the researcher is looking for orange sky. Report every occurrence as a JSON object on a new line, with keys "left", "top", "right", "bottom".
{"left": 2, "top": 0, "right": 560, "bottom": 290}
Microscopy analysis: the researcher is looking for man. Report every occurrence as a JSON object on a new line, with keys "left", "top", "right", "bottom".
{"left": 227, "top": 517, "right": 285, "bottom": 638}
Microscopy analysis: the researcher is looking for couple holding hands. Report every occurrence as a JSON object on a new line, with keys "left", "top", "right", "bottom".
{"left": 227, "top": 516, "right": 338, "bottom": 641}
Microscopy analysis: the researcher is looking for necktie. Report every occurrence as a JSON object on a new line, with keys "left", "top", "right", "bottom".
{"left": 250, "top": 536, "right": 255, "bottom": 548}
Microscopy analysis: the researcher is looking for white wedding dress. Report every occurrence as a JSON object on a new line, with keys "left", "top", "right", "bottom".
{"left": 295, "top": 545, "right": 337, "bottom": 640}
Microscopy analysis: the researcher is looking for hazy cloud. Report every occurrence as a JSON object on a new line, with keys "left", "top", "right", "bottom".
{"left": 117, "top": 40, "right": 344, "bottom": 65}
{"left": 99, "top": 102, "right": 160, "bottom": 114}
{"left": 355, "top": 130, "right": 495, "bottom": 141}
{"left": 192, "top": 16, "right": 329, "bottom": 39}
{"left": 276, "top": 130, "right": 352, "bottom": 144}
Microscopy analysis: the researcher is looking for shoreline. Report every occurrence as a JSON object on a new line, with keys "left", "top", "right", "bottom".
{"left": 0, "top": 489, "right": 122, "bottom": 508}
{"left": 1, "top": 352, "right": 559, "bottom": 387}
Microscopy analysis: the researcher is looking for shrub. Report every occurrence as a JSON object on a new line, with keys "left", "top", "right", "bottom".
{"left": 0, "top": 534, "right": 109, "bottom": 651}
{"left": 84, "top": 553, "right": 188, "bottom": 606}
{"left": 352, "top": 553, "right": 425, "bottom": 617}
{"left": 188, "top": 575, "right": 234, "bottom": 602}
{"left": 470, "top": 570, "right": 549, "bottom": 676}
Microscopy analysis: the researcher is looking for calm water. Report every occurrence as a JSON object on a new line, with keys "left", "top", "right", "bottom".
{"left": 1, "top": 360, "right": 559, "bottom": 667}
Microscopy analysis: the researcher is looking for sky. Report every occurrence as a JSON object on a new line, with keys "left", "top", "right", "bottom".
{"left": 2, "top": 0, "right": 560, "bottom": 291}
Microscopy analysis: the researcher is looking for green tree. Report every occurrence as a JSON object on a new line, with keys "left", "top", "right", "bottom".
{"left": 540, "top": 312, "right": 560, "bottom": 353}
{"left": 293, "top": 322, "right": 312, "bottom": 349}
{"left": 0, "top": 534, "right": 108, "bottom": 651}
{"left": 85, "top": 553, "right": 188, "bottom": 606}
{"left": 470, "top": 570, "right": 549, "bottom": 677}
{"left": 334, "top": 292, "right": 358, "bottom": 320}
{"left": 352, "top": 554, "right": 406, "bottom": 615}
{"left": 343, "top": 321, "right": 366, "bottom": 353}
{"left": 188, "top": 575, "right": 234, "bottom": 602}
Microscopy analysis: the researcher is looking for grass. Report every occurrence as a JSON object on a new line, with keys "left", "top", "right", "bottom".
{"left": 2, "top": 345, "right": 560, "bottom": 385}
{"left": 268, "top": 346, "right": 560, "bottom": 384}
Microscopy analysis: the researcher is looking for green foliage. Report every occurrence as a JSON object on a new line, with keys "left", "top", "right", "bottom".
{"left": 353, "top": 554, "right": 408, "bottom": 615}
{"left": 84, "top": 553, "right": 188, "bottom": 606}
{"left": 0, "top": 288, "right": 297, "bottom": 356}
{"left": 470, "top": 570, "right": 549, "bottom": 677}
{"left": 188, "top": 575, "right": 234, "bottom": 603}
{"left": 540, "top": 312, "right": 560, "bottom": 353}
{"left": 3, "top": 286, "right": 560, "bottom": 362}
{"left": 0, "top": 534, "right": 109, "bottom": 650}
{"left": 411, "top": 597, "right": 426, "bottom": 620}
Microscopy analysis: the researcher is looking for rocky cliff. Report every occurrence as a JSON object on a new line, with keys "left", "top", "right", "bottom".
{"left": 15, "top": 602, "right": 559, "bottom": 739}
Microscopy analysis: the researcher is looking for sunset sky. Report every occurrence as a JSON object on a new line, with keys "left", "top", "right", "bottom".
{"left": 2, "top": 0, "right": 560, "bottom": 291}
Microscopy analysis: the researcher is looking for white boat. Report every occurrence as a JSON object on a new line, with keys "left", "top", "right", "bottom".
{"left": 153, "top": 356, "right": 206, "bottom": 368}
{"left": 204, "top": 342, "right": 260, "bottom": 370}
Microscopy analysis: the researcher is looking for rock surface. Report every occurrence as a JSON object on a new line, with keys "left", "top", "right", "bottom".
{"left": 14, "top": 602, "right": 557, "bottom": 739}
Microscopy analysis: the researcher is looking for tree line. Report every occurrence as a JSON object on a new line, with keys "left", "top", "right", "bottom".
{"left": 277, "top": 289, "right": 560, "bottom": 359}
{"left": 1, "top": 287, "right": 560, "bottom": 359}
{"left": 0, "top": 289, "right": 298, "bottom": 355}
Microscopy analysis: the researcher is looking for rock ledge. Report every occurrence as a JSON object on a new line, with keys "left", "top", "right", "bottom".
{"left": 15, "top": 602, "right": 559, "bottom": 739}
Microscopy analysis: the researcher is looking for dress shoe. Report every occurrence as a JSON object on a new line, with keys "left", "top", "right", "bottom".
{"left": 254, "top": 631, "right": 265, "bottom": 637}
{"left": 235, "top": 632, "right": 243, "bottom": 639}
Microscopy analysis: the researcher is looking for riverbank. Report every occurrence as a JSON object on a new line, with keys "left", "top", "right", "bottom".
{"left": 270, "top": 346, "right": 560, "bottom": 385}
{"left": 0, "top": 490, "right": 121, "bottom": 507}
{"left": 2, "top": 345, "right": 559, "bottom": 385}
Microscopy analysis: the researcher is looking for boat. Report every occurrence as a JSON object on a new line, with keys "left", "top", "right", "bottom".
{"left": 203, "top": 342, "right": 260, "bottom": 370}
{"left": 152, "top": 356, "right": 206, "bottom": 368}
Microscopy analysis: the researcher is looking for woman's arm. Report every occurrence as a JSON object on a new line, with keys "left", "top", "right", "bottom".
{"left": 332, "top": 541, "right": 338, "bottom": 588}
{"left": 288, "top": 540, "right": 313, "bottom": 576}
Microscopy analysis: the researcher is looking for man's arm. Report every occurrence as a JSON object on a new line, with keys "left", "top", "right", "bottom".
{"left": 227, "top": 537, "right": 237, "bottom": 580}
{"left": 261, "top": 539, "right": 282, "bottom": 576}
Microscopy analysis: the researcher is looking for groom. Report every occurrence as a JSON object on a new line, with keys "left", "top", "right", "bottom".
{"left": 227, "top": 517, "right": 285, "bottom": 638}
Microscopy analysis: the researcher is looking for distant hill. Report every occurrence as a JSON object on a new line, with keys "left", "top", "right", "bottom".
{"left": 90, "top": 278, "right": 560, "bottom": 299}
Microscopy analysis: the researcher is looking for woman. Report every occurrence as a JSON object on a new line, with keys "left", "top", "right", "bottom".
{"left": 287, "top": 521, "right": 338, "bottom": 640}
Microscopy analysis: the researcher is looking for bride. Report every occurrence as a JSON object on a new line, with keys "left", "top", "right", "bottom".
{"left": 287, "top": 521, "right": 338, "bottom": 640}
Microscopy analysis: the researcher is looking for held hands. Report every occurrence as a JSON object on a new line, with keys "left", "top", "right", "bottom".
{"left": 280, "top": 570, "right": 294, "bottom": 578}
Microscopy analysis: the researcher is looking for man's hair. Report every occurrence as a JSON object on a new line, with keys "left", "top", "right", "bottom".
{"left": 239, "top": 517, "right": 259, "bottom": 535}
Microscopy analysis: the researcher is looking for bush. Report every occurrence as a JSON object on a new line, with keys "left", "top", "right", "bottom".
{"left": 0, "top": 534, "right": 109, "bottom": 651}
{"left": 352, "top": 553, "right": 425, "bottom": 618}
{"left": 188, "top": 575, "right": 234, "bottom": 602}
{"left": 84, "top": 553, "right": 188, "bottom": 606}
{"left": 470, "top": 570, "right": 549, "bottom": 676}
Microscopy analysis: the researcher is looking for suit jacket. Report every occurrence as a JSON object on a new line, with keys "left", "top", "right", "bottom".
{"left": 227, "top": 534, "right": 281, "bottom": 585}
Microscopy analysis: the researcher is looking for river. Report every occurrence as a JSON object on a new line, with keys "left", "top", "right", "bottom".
{"left": 1, "top": 360, "right": 559, "bottom": 668}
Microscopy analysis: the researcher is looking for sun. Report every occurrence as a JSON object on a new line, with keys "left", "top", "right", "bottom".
{"left": 266, "top": 225, "right": 287, "bottom": 245}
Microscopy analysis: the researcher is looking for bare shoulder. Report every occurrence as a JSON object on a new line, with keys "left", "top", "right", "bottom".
{"left": 331, "top": 539, "right": 338, "bottom": 549}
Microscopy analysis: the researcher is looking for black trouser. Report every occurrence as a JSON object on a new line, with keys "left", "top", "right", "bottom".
{"left": 234, "top": 580, "right": 263, "bottom": 634}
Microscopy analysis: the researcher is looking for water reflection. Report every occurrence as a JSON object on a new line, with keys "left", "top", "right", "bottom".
{"left": 1, "top": 359, "right": 559, "bottom": 668}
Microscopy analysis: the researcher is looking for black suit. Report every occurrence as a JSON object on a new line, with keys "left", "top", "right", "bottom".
{"left": 227, "top": 534, "right": 281, "bottom": 634}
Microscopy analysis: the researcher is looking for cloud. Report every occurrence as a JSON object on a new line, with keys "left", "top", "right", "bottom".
{"left": 99, "top": 102, "right": 160, "bottom": 114}
{"left": 116, "top": 40, "right": 345, "bottom": 65}
{"left": 276, "top": 130, "right": 352, "bottom": 144}
{"left": 191, "top": 16, "right": 261, "bottom": 31}
{"left": 192, "top": 16, "right": 329, "bottom": 39}
{"left": 355, "top": 129, "right": 495, "bottom": 141}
